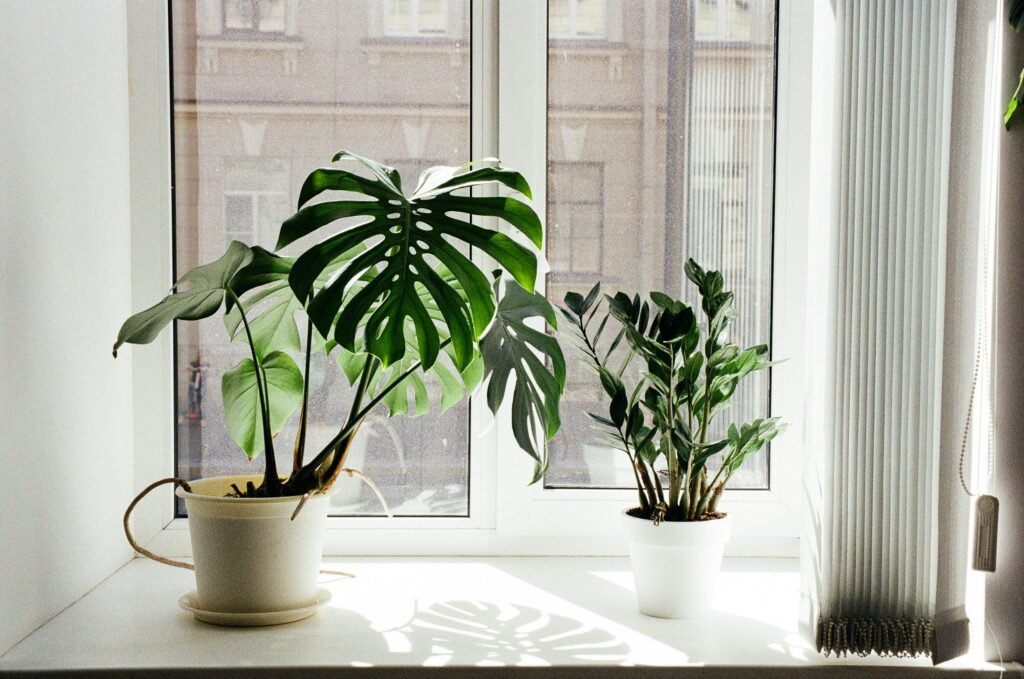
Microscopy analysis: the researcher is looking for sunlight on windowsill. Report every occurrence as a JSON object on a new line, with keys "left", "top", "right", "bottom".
{"left": 0, "top": 557, "right": 1009, "bottom": 675}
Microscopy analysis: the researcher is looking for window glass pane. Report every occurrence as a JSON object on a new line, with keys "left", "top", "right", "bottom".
{"left": 170, "top": 0, "right": 471, "bottom": 516}
{"left": 256, "top": 193, "right": 290, "bottom": 244}
{"left": 549, "top": 0, "right": 570, "bottom": 36}
{"left": 224, "top": 194, "right": 254, "bottom": 243}
{"left": 257, "top": 0, "right": 287, "bottom": 33}
{"left": 224, "top": 0, "right": 256, "bottom": 31}
{"left": 418, "top": 0, "right": 448, "bottom": 34}
{"left": 386, "top": 0, "right": 413, "bottom": 33}
{"left": 575, "top": 0, "right": 605, "bottom": 37}
{"left": 545, "top": 0, "right": 776, "bottom": 490}
{"left": 724, "top": 0, "right": 752, "bottom": 40}
{"left": 695, "top": 0, "right": 719, "bottom": 38}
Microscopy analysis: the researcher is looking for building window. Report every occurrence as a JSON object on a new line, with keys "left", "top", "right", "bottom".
{"left": 383, "top": 0, "right": 449, "bottom": 37}
{"left": 222, "top": 0, "right": 287, "bottom": 35}
{"left": 546, "top": 161, "right": 605, "bottom": 279}
{"left": 223, "top": 191, "right": 289, "bottom": 248}
{"left": 695, "top": 0, "right": 753, "bottom": 42}
{"left": 549, "top": 0, "right": 607, "bottom": 40}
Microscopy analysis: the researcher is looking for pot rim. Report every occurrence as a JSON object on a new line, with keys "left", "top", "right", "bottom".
{"left": 620, "top": 507, "right": 731, "bottom": 525}
{"left": 175, "top": 474, "right": 334, "bottom": 504}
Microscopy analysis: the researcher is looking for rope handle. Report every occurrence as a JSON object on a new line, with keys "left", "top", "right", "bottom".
{"left": 123, "top": 477, "right": 354, "bottom": 578}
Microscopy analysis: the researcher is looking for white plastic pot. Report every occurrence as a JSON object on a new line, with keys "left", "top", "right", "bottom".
{"left": 175, "top": 475, "right": 332, "bottom": 617}
{"left": 621, "top": 510, "right": 731, "bottom": 619}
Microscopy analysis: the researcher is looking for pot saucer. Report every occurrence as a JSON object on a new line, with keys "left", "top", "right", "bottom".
{"left": 178, "top": 588, "right": 332, "bottom": 627}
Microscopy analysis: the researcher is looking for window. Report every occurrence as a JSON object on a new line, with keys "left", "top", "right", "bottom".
{"left": 222, "top": 0, "right": 287, "bottom": 35}
{"left": 170, "top": 0, "right": 471, "bottom": 518}
{"left": 156, "top": 0, "right": 799, "bottom": 553}
{"left": 221, "top": 159, "right": 291, "bottom": 246}
{"left": 384, "top": 0, "right": 450, "bottom": 37}
{"left": 545, "top": 0, "right": 775, "bottom": 491}
{"left": 549, "top": 0, "right": 607, "bottom": 40}
{"left": 223, "top": 191, "right": 288, "bottom": 245}
{"left": 546, "top": 161, "right": 604, "bottom": 278}
{"left": 695, "top": 0, "right": 755, "bottom": 42}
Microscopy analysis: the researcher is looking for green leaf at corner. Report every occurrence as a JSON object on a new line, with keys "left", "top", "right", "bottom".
{"left": 1005, "top": 67, "right": 1024, "bottom": 130}
{"left": 1006, "top": 95, "right": 1020, "bottom": 130}
{"left": 224, "top": 283, "right": 303, "bottom": 359}
{"left": 222, "top": 351, "right": 304, "bottom": 458}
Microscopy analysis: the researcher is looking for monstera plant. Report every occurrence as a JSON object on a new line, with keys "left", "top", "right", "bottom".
{"left": 115, "top": 153, "right": 566, "bottom": 624}
{"left": 114, "top": 152, "right": 565, "bottom": 501}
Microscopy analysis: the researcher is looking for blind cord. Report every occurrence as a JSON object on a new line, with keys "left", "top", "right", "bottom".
{"left": 958, "top": 220, "right": 996, "bottom": 498}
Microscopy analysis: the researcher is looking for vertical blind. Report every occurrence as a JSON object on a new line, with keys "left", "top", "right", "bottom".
{"left": 818, "top": 0, "right": 956, "bottom": 657}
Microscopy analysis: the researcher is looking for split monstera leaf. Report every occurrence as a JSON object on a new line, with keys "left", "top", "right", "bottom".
{"left": 114, "top": 153, "right": 565, "bottom": 497}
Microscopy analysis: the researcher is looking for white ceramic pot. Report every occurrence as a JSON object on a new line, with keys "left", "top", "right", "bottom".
{"left": 176, "top": 475, "right": 332, "bottom": 617}
{"left": 621, "top": 510, "right": 731, "bottom": 619}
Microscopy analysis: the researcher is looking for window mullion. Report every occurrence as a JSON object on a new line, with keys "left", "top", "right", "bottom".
{"left": 468, "top": 0, "right": 502, "bottom": 529}
{"left": 493, "top": 0, "right": 552, "bottom": 532}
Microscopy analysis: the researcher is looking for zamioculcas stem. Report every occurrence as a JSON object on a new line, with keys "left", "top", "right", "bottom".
{"left": 651, "top": 458, "right": 665, "bottom": 505}
{"left": 695, "top": 463, "right": 729, "bottom": 517}
{"left": 707, "top": 481, "right": 726, "bottom": 513}
{"left": 628, "top": 453, "right": 650, "bottom": 515}
{"left": 666, "top": 351, "right": 680, "bottom": 514}
{"left": 635, "top": 458, "right": 659, "bottom": 514}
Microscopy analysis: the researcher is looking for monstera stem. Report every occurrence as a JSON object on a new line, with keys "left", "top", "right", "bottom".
{"left": 318, "top": 358, "right": 378, "bottom": 490}
{"left": 292, "top": 317, "right": 315, "bottom": 475}
{"left": 227, "top": 290, "right": 280, "bottom": 495}
{"left": 291, "top": 338, "right": 454, "bottom": 495}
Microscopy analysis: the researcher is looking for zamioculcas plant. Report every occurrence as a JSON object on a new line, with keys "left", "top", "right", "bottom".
{"left": 558, "top": 259, "right": 784, "bottom": 523}
{"left": 114, "top": 153, "right": 565, "bottom": 500}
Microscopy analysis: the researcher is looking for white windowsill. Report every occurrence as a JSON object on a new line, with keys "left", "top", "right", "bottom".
{"left": 0, "top": 557, "right": 1013, "bottom": 676}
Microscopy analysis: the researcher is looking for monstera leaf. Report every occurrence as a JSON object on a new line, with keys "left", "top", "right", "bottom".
{"left": 277, "top": 152, "right": 543, "bottom": 373}
{"left": 480, "top": 278, "right": 566, "bottom": 482}
{"left": 223, "top": 245, "right": 364, "bottom": 359}
{"left": 223, "top": 247, "right": 301, "bottom": 358}
{"left": 335, "top": 268, "right": 485, "bottom": 418}
{"left": 222, "top": 351, "right": 304, "bottom": 458}
{"left": 113, "top": 240, "right": 253, "bottom": 357}
{"left": 339, "top": 339, "right": 483, "bottom": 418}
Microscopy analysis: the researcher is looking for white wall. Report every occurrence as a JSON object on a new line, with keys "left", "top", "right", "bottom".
{"left": 0, "top": 1, "right": 134, "bottom": 655}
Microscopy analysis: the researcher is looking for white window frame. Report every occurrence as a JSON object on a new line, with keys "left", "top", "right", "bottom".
{"left": 130, "top": 0, "right": 811, "bottom": 559}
